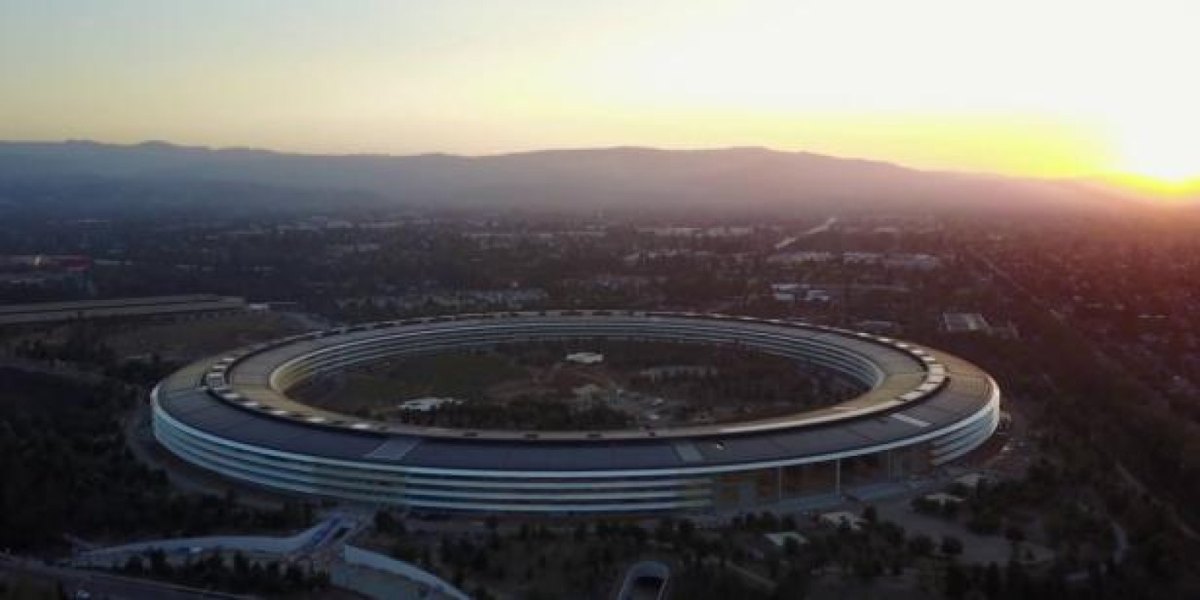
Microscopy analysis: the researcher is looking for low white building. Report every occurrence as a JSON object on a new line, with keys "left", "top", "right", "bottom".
{"left": 566, "top": 351, "right": 604, "bottom": 365}
{"left": 398, "top": 397, "right": 461, "bottom": 412}
{"left": 818, "top": 511, "right": 866, "bottom": 531}
{"left": 764, "top": 531, "right": 809, "bottom": 548}
{"left": 923, "top": 492, "right": 965, "bottom": 506}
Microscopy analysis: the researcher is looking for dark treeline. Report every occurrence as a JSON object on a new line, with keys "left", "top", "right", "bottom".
{"left": 0, "top": 369, "right": 312, "bottom": 553}
{"left": 919, "top": 271, "right": 1199, "bottom": 594}
{"left": 120, "top": 549, "right": 329, "bottom": 595}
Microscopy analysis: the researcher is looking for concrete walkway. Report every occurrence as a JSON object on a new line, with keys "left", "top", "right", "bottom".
{"left": 71, "top": 515, "right": 354, "bottom": 568}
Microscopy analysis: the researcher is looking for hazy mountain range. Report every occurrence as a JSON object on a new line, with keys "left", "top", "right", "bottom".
{"left": 0, "top": 140, "right": 1168, "bottom": 217}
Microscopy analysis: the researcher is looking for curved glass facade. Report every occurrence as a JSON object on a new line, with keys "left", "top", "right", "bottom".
{"left": 152, "top": 311, "right": 1001, "bottom": 514}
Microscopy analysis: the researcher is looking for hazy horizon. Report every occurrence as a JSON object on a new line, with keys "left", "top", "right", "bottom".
{"left": 0, "top": 128, "right": 1117, "bottom": 182}
{"left": 3, "top": 0, "right": 1197, "bottom": 188}
{"left": 0, "top": 136, "right": 1095, "bottom": 176}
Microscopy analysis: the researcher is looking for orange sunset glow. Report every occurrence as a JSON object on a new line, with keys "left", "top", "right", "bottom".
{"left": 1, "top": 0, "right": 1196, "bottom": 187}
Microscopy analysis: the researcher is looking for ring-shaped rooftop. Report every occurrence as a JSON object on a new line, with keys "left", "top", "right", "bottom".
{"left": 190, "top": 311, "right": 954, "bottom": 442}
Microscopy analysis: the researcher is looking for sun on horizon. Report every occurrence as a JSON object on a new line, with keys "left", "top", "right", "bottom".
{"left": 1101, "top": 100, "right": 1197, "bottom": 190}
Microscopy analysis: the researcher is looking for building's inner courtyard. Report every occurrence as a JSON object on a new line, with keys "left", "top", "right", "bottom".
{"left": 291, "top": 340, "right": 866, "bottom": 431}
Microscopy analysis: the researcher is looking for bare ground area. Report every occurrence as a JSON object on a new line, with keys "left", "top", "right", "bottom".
{"left": 102, "top": 313, "right": 307, "bottom": 362}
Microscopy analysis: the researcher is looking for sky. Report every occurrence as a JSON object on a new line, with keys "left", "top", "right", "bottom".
{"left": 1, "top": 0, "right": 1197, "bottom": 183}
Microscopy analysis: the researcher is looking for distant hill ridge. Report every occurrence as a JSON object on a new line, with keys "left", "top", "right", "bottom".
{"left": 0, "top": 140, "right": 1156, "bottom": 214}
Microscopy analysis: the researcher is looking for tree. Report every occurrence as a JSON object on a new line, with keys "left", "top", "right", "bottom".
{"left": 861, "top": 505, "right": 878, "bottom": 524}
{"left": 908, "top": 534, "right": 934, "bottom": 557}
{"left": 984, "top": 562, "right": 1002, "bottom": 598}
{"left": 911, "top": 496, "right": 939, "bottom": 514}
{"left": 123, "top": 555, "right": 145, "bottom": 575}
{"left": 232, "top": 551, "right": 249, "bottom": 581}
{"left": 940, "top": 501, "right": 960, "bottom": 519}
{"left": 285, "top": 563, "right": 304, "bottom": 587}
{"left": 759, "top": 511, "right": 780, "bottom": 531}
{"left": 944, "top": 562, "right": 969, "bottom": 599}
{"left": 1004, "top": 524, "right": 1025, "bottom": 545}
{"left": 678, "top": 518, "right": 696, "bottom": 542}
{"left": 940, "top": 535, "right": 964, "bottom": 557}
{"left": 374, "top": 509, "right": 397, "bottom": 534}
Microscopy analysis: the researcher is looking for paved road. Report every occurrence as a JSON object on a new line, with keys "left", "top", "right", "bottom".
{"left": 1, "top": 555, "right": 251, "bottom": 600}
{"left": 698, "top": 556, "right": 775, "bottom": 592}
{"left": 1114, "top": 462, "right": 1199, "bottom": 542}
{"left": 121, "top": 400, "right": 290, "bottom": 511}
